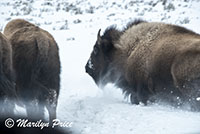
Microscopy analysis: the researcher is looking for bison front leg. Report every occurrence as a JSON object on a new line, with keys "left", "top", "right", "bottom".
{"left": 136, "top": 83, "right": 151, "bottom": 105}
{"left": 129, "top": 83, "right": 151, "bottom": 105}
{"left": 128, "top": 82, "right": 151, "bottom": 105}
{"left": 130, "top": 92, "right": 139, "bottom": 105}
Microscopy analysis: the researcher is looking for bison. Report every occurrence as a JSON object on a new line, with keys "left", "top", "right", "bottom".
{"left": 4, "top": 19, "right": 61, "bottom": 122}
{"left": 0, "top": 32, "right": 16, "bottom": 117}
{"left": 85, "top": 20, "right": 200, "bottom": 109}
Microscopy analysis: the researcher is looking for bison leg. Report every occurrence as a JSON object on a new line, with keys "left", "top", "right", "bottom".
{"left": 0, "top": 97, "right": 15, "bottom": 118}
{"left": 23, "top": 85, "right": 46, "bottom": 121}
{"left": 37, "top": 101, "right": 46, "bottom": 121}
{"left": 130, "top": 93, "right": 139, "bottom": 104}
{"left": 25, "top": 101, "right": 46, "bottom": 121}
{"left": 171, "top": 51, "right": 200, "bottom": 110}
{"left": 0, "top": 75, "right": 16, "bottom": 117}
{"left": 46, "top": 104, "right": 56, "bottom": 126}
{"left": 129, "top": 83, "right": 151, "bottom": 105}
{"left": 4, "top": 99, "right": 15, "bottom": 117}
{"left": 136, "top": 83, "right": 151, "bottom": 105}
{"left": 179, "top": 79, "right": 200, "bottom": 111}
{"left": 24, "top": 93, "right": 45, "bottom": 121}
{"left": 45, "top": 89, "right": 58, "bottom": 125}
{"left": 25, "top": 99, "right": 40, "bottom": 120}
{"left": 32, "top": 81, "right": 58, "bottom": 123}
{"left": 0, "top": 93, "right": 15, "bottom": 118}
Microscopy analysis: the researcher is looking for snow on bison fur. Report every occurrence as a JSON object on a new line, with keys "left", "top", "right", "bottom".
{"left": 85, "top": 20, "right": 200, "bottom": 110}
{"left": 4, "top": 19, "right": 61, "bottom": 122}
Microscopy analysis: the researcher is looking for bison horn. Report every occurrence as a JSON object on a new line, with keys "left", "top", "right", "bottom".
{"left": 97, "top": 29, "right": 101, "bottom": 43}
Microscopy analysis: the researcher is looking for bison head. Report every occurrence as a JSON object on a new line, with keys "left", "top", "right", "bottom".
{"left": 85, "top": 27, "right": 121, "bottom": 86}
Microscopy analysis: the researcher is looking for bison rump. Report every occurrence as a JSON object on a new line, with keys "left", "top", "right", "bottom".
{"left": 4, "top": 19, "right": 60, "bottom": 122}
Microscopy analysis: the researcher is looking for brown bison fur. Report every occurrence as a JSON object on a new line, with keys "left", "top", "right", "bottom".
{"left": 85, "top": 20, "right": 200, "bottom": 110}
{"left": 4, "top": 19, "right": 61, "bottom": 122}
{"left": 0, "top": 32, "right": 16, "bottom": 117}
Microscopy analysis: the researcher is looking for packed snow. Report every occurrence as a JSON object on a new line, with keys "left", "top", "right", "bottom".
{"left": 1, "top": 0, "right": 200, "bottom": 133}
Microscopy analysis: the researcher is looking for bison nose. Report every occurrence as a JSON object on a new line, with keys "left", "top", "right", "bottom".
{"left": 85, "top": 62, "right": 90, "bottom": 73}
{"left": 85, "top": 62, "right": 93, "bottom": 75}
{"left": 85, "top": 64, "right": 89, "bottom": 73}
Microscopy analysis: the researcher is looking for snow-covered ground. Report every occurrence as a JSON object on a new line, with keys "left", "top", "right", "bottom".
{"left": 1, "top": 0, "right": 200, "bottom": 133}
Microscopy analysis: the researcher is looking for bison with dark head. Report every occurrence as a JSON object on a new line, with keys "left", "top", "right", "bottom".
{"left": 4, "top": 19, "right": 61, "bottom": 122}
{"left": 0, "top": 32, "right": 16, "bottom": 117}
{"left": 86, "top": 20, "right": 200, "bottom": 109}
{"left": 85, "top": 27, "right": 122, "bottom": 86}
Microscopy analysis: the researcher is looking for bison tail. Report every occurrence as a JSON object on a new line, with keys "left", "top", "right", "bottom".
{"left": 31, "top": 37, "right": 49, "bottom": 82}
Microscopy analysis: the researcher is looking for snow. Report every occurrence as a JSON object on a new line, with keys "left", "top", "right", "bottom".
{"left": 1, "top": 0, "right": 200, "bottom": 134}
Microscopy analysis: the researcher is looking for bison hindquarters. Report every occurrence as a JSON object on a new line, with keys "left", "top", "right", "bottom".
{"left": 171, "top": 47, "right": 200, "bottom": 110}
{"left": 4, "top": 19, "right": 60, "bottom": 122}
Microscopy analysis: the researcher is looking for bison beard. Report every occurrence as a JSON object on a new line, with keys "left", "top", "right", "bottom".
{"left": 86, "top": 20, "right": 200, "bottom": 110}
{"left": 3, "top": 19, "right": 61, "bottom": 122}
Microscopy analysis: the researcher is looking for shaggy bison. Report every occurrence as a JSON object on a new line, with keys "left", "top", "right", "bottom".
{"left": 4, "top": 19, "right": 60, "bottom": 122}
{"left": 0, "top": 32, "right": 16, "bottom": 117}
{"left": 85, "top": 20, "right": 200, "bottom": 109}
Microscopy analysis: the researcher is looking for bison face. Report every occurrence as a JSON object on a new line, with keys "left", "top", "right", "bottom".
{"left": 85, "top": 29, "right": 114, "bottom": 86}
